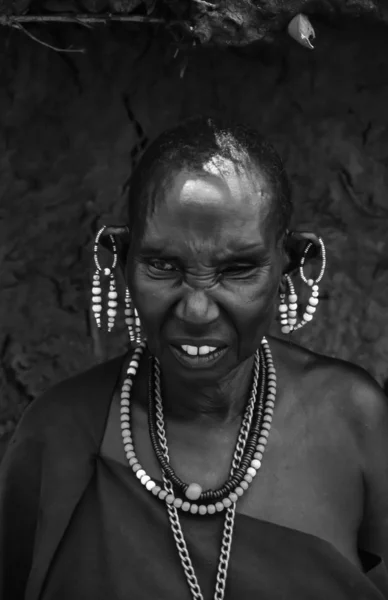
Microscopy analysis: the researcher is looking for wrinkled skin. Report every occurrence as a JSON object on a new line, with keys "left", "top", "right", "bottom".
{"left": 101, "top": 164, "right": 388, "bottom": 573}
{"left": 127, "top": 166, "right": 284, "bottom": 417}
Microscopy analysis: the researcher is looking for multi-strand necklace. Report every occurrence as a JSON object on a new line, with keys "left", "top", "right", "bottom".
{"left": 120, "top": 338, "right": 277, "bottom": 600}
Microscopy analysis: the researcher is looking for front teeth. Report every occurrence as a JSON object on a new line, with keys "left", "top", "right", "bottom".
{"left": 181, "top": 345, "right": 217, "bottom": 356}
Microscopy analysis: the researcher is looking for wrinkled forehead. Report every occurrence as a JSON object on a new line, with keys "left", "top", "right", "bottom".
{"left": 141, "top": 162, "right": 277, "bottom": 251}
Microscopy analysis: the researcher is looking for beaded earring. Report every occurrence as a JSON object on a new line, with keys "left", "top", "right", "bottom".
{"left": 124, "top": 287, "right": 143, "bottom": 344}
{"left": 91, "top": 226, "right": 118, "bottom": 332}
{"left": 279, "top": 236, "right": 326, "bottom": 334}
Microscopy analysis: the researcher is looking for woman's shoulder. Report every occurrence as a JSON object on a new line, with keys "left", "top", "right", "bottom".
{"left": 14, "top": 353, "right": 127, "bottom": 443}
{"left": 269, "top": 335, "right": 387, "bottom": 426}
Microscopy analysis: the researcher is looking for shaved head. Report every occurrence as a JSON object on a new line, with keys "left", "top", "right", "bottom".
{"left": 127, "top": 116, "right": 292, "bottom": 248}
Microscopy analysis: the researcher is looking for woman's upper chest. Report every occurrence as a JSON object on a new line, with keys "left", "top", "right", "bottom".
{"left": 101, "top": 376, "right": 364, "bottom": 568}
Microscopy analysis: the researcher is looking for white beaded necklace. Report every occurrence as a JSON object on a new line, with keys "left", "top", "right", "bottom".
{"left": 120, "top": 338, "right": 277, "bottom": 600}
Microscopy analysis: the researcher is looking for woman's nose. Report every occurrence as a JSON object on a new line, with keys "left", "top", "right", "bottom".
{"left": 175, "top": 289, "right": 220, "bottom": 326}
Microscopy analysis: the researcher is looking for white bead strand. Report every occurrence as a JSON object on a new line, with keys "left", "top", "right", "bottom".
{"left": 280, "top": 238, "right": 326, "bottom": 334}
{"left": 253, "top": 339, "right": 276, "bottom": 461}
{"left": 119, "top": 338, "right": 277, "bottom": 515}
{"left": 279, "top": 275, "right": 299, "bottom": 334}
{"left": 134, "top": 308, "right": 142, "bottom": 344}
{"left": 124, "top": 287, "right": 136, "bottom": 343}
{"left": 92, "top": 225, "right": 118, "bottom": 332}
{"left": 107, "top": 274, "right": 118, "bottom": 332}
{"left": 125, "top": 287, "right": 144, "bottom": 343}
{"left": 293, "top": 237, "right": 326, "bottom": 332}
{"left": 279, "top": 293, "right": 290, "bottom": 334}
{"left": 92, "top": 270, "right": 102, "bottom": 328}
{"left": 154, "top": 349, "right": 262, "bottom": 512}
{"left": 285, "top": 275, "right": 298, "bottom": 329}
{"left": 293, "top": 282, "right": 320, "bottom": 331}
{"left": 299, "top": 237, "right": 326, "bottom": 285}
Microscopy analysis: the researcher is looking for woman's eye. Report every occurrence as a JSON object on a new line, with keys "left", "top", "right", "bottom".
{"left": 222, "top": 264, "right": 256, "bottom": 275}
{"left": 148, "top": 259, "right": 177, "bottom": 272}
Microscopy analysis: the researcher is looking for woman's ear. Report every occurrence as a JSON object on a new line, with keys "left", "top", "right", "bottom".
{"left": 98, "top": 225, "right": 131, "bottom": 271}
{"left": 284, "top": 230, "right": 322, "bottom": 274}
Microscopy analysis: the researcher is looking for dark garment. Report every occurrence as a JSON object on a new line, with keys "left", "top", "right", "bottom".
{"left": 1, "top": 354, "right": 388, "bottom": 600}
{"left": 42, "top": 456, "right": 388, "bottom": 600}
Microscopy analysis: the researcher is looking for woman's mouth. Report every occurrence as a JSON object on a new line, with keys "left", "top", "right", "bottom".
{"left": 169, "top": 344, "right": 228, "bottom": 368}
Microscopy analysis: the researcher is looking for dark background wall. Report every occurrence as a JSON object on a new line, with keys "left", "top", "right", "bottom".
{"left": 1, "top": 19, "right": 388, "bottom": 449}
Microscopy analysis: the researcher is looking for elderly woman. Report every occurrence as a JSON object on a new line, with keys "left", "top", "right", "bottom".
{"left": 1, "top": 116, "right": 388, "bottom": 600}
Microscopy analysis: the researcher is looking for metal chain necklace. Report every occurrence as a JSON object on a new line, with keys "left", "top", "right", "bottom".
{"left": 154, "top": 363, "right": 258, "bottom": 600}
{"left": 150, "top": 348, "right": 265, "bottom": 510}
{"left": 163, "top": 474, "right": 236, "bottom": 600}
{"left": 151, "top": 341, "right": 274, "bottom": 600}
{"left": 119, "top": 338, "right": 277, "bottom": 600}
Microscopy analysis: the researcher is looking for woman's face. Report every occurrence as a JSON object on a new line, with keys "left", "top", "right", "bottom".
{"left": 128, "top": 163, "right": 284, "bottom": 383}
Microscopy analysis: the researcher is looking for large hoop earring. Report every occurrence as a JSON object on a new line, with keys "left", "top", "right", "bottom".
{"left": 279, "top": 237, "right": 326, "bottom": 334}
{"left": 91, "top": 226, "right": 118, "bottom": 332}
{"left": 125, "top": 287, "right": 143, "bottom": 344}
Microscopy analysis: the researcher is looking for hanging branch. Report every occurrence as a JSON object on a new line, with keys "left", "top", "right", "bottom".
{"left": 0, "top": 14, "right": 166, "bottom": 26}
{"left": 12, "top": 22, "right": 86, "bottom": 52}
{"left": 0, "top": 13, "right": 171, "bottom": 54}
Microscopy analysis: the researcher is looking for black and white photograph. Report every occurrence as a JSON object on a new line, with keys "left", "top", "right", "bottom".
{"left": 1, "top": 1, "right": 388, "bottom": 598}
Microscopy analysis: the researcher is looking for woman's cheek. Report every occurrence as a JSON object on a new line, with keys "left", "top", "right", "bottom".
{"left": 131, "top": 275, "right": 175, "bottom": 333}
{"left": 239, "top": 276, "right": 279, "bottom": 331}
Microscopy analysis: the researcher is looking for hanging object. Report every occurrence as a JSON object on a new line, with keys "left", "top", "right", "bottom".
{"left": 287, "top": 14, "right": 315, "bottom": 50}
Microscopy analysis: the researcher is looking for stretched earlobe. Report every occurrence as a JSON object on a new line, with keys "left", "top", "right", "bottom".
{"left": 99, "top": 224, "right": 131, "bottom": 268}
{"left": 284, "top": 230, "right": 321, "bottom": 273}
{"left": 100, "top": 225, "right": 130, "bottom": 245}
{"left": 278, "top": 234, "right": 326, "bottom": 334}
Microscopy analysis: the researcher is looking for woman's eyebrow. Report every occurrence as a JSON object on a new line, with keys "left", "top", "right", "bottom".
{"left": 218, "top": 244, "right": 267, "bottom": 260}
{"left": 138, "top": 243, "right": 171, "bottom": 256}
{"left": 138, "top": 242, "right": 268, "bottom": 262}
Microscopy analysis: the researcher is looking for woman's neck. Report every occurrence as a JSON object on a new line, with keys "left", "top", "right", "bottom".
{"left": 159, "top": 354, "right": 256, "bottom": 426}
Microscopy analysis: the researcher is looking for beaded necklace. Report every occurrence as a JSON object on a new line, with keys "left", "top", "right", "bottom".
{"left": 148, "top": 348, "right": 266, "bottom": 506}
{"left": 120, "top": 337, "right": 277, "bottom": 599}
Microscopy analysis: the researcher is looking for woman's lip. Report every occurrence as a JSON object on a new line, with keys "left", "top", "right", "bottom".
{"left": 169, "top": 344, "right": 228, "bottom": 368}
{"left": 169, "top": 340, "right": 227, "bottom": 348}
